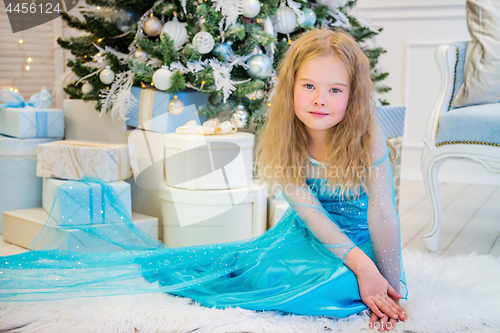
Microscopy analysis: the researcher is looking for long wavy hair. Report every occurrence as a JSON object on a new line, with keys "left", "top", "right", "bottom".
{"left": 255, "top": 28, "right": 377, "bottom": 197}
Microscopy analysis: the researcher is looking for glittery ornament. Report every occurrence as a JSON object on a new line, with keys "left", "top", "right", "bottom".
{"left": 168, "top": 95, "right": 185, "bottom": 115}
{"left": 275, "top": 3, "right": 296, "bottom": 34}
{"left": 241, "top": 0, "right": 261, "bottom": 18}
{"left": 229, "top": 105, "right": 249, "bottom": 128}
{"left": 152, "top": 65, "right": 172, "bottom": 90}
{"left": 81, "top": 82, "right": 94, "bottom": 94}
{"left": 297, "top": 8, "right": 316, "bottom": 28}
{"left": 192, "top": 31, "right": 215, "bottom": 54}
{"left": 143, "top": 16, "right": 162, "bottom": 37}
{"left": 246, "top": 54, "right": 273, "bottom": 80}
{"left": 161, "top": 16, "right": 188, "bottom": 49}
{"left": 99, "top": 66, "right": 115, "bottom": 84}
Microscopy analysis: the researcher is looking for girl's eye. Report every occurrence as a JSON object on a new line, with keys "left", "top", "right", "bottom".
{"left": 331, "top": 88, "right": 341, "bottom": 93}
{"left": 305, "top": 84, "right": 314, "bottom": 89}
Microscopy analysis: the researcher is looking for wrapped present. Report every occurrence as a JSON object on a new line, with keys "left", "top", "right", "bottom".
{"left": 375, "top": 105, "right": 406, "bottom": 138}
{"left": 36, "top": 140, "right": 136, "bottom": 182}
{"left": 0, "top": 88, "right": 64, "bottom": 139}
{"left": 0, "top": 134, "right": 56, "bottom": 233}
{"left": 160, "top": 180, "right": 267, "bottom": 247}
{"left": 42, "top": 178, "right": 132, "bottom": 226}
{"left": 126, "top": 87, "right": 207, "bottom": 134}
{"left": 164, "top": 132, "right": 254, "bottom": 190}
{"left": 2, "top": 208, "right": 158, "bottom": 250}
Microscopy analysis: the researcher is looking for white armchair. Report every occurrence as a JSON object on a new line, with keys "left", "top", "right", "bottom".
{"left": 421, "top": 42, "right": 500, "bottom": 252}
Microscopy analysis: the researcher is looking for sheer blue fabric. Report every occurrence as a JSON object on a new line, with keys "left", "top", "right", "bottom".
{"left": 0, "top": 129, "right": 407, "bottom": 318}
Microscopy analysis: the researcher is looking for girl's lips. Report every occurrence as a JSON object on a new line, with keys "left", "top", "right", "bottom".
{"left": 310, "top": 112, "right": 328, "bottom": 118}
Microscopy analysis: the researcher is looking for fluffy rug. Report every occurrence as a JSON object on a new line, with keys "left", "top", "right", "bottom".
{"left": 1, "top": 250, "right": 499, "bottom": 333}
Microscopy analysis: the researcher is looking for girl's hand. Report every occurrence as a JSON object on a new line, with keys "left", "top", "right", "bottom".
{"left": 369, "top": 299, "right": 406, "bottom": 331}
{"left": 356, "top": 266, "right": 406, "bottom": 323}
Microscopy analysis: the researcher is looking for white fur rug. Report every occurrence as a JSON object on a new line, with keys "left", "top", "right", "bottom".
{"left": 1, "top": 250, "right": 499, "bottom": 333}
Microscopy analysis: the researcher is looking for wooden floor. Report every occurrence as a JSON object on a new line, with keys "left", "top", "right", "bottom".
{"left": 1, "top": 179, "right": 500, "bottom": 257}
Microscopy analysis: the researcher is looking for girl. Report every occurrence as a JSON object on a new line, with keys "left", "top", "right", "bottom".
{"left": 0, "top": 28, "right": 407, "bottom": 332}
{"left": 255, "top": 28, "right": 408, "bottom": 331}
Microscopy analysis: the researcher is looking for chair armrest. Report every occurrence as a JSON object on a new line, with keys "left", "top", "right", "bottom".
{"left": 422, "top": 44, "right": 461, "bottom": 156}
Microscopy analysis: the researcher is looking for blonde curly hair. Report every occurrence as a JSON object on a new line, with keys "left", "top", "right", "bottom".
{"left": 255, "top": 28, "right": 377, "bottom": 197}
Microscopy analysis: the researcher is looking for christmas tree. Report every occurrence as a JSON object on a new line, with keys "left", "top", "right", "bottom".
{"left": 57, "top": 0, "right": 390, "bottom": 131}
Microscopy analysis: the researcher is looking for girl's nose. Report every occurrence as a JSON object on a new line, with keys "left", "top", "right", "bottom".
{"left": 313, "top": 92, "right": 326, "bottom": 107}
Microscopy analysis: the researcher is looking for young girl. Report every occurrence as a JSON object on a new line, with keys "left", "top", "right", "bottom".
{"left": 0, "top": 28, "right": 406, "bottom": 331}
{"left": 255, "top": 28, "right": 408, "bottom": 330}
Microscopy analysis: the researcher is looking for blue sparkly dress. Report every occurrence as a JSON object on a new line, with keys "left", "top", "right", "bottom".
{"left": 0, "top": 129, "right": 407, "bottom": 318}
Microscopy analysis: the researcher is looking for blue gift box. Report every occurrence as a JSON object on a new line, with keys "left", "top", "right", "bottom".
{"left": 0, "top": 107, "right": 64, "bottom": 139}
{"left": 375, "top": 105, "right": 406, "bottom": 138}
{"left": 42, "top": 178, "right": 132, "bottom": 226}
{"left": 126, "top": 87, "right": 208, "bottom": 134}
{"left": 0, "top": 135, "right": 56, "bottom": 233}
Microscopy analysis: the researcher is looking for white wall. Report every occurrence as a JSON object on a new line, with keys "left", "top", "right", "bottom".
{"left": 355, "top": 0, "right": 500, "bottom": 185}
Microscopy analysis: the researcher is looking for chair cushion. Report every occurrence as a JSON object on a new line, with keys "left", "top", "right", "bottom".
{"left": 452, "top": 0, "right": 500, "bottom": 108}
{"left": 436, "top": 103, "right": 500, "bottom": 146}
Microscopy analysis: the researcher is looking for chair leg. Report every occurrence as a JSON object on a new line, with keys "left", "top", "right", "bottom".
{"left": 421, "top": 157, "right": 444, "bottom": 252}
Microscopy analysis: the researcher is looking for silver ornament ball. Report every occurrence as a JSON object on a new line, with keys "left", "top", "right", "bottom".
{"left": 143, "top": 16, "right": 162, "bottom": 37}
{"left": 229, "top": 105, "right": 249, "bottom": 129}
{"left": 168, "top": 96, "right": 185, "bottom": 115}
{"left": 99, "top": 66, "right": 115, "bottom": 85}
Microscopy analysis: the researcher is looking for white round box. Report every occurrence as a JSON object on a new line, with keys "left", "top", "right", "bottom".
{"left": 164, "top": 132, "right": 254, "bottom": 190}
{"left": 159, "top": 180, "right": 267, "bottom": 247}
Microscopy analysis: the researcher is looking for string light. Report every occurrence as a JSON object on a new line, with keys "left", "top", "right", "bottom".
{"left": 84, "top": 55, "right": 87, "bottom": 58}
{"left": 97, "top": 38, "right": 104, "bottom": 43}
{"left": 9, "top": 87, "right": 14, "bottom": 91}
{"left": 25, "top": 65, "right": 30, "bottom": 70}
{"left": 18, "top": 39, "right": 23, "bottom": 44}
{"left": 267, "top": 103, "right": 271, "bottom": 107}
{"left": 150, "top": 82, "right": 154, "bottom": 86}
{"left": 14, "top": 88, "right": 19, "bottom": 93}
{"left": 27, "top": 57, "right": 32, "bottom": 62}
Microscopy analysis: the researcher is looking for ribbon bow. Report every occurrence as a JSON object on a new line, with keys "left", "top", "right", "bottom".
{"left": 175, "top": 118, "right": 237, "bottom": 135}
{"left": 0, "top": 86, "right": 53, "bottom": 109}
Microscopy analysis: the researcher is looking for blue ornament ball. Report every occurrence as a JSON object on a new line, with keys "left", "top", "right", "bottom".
{"left": 246, "top": 54, "right": 273, "bottom": 80}
{"left": 213, "top": 43, "right": 232, "bottom": 59}
{"left": 113, "top": 9, "right": 141, "bottom": 32}
{"left": 298, "top": 8, "right": 317, "bottom": 28}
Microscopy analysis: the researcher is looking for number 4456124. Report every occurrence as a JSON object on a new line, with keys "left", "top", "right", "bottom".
{"left": 6, "top": 2, "right": 62, "bottom": 14}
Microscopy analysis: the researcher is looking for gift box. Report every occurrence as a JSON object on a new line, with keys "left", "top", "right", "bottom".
{"left": 0, "top": 135, "right": 56, "bottom": 233}
{"left": 3, "top": 208, "right": 158, "bottom": 250}
{"left": 36, "top": 140, "right": 136, "bottom": 182}
{"left": 126, "top": 87, "right": 208, "bottom": 134}
{"left": 375, "top": 105, "right": 406, "bottom": 138}
{"left": 0, "top": 87, "right": 64, "bottom": 139}
{"left": 267, "top": 197, "right": 290, "bottom": 229}
{"left": 0, "top": 108, "right": 64, "bottom": 139}
{"left": 160, "top": 180, "right": 267, "bottom": 247}
{"left": 164, "top": 132, "right": 255, "bottom": 190}
{"left": 42, "top": 178, "right": 132, "bottom": 226}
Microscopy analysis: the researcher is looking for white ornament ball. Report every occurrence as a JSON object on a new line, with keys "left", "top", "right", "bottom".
{"left": 241, "top": 0, "right": 261, "bottom": 18}
{"left": 143, "top": 16, "right": 162, "bottom": 37}
{"left": 161, "top": 16, "right": 188, "bottom": 49}
{"left": 192, "top": 31, "right": 215, "bottom": 54}
{"left": 153, "top": 66, "right": 172, "bottom": 90}
{"left": 168, "top": 96, "right": 185, "bottom": 115}
{"left": 81, "top": 82, "right": 94, "bottom": 94}
{"left": 275, "top": 3, "right": 297, "bottom": 34}
{"left": 229, "top": 105, "right": 249, "bottom": 129}
{"left": 99, "top": 66, "right": 115, "bottom": 84}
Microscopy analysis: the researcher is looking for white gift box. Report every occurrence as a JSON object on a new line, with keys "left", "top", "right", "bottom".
{"left": 267, "top": 197, "right": 290, "bottom": 229}
{"left": 164, "top": 132, "right": 255, "bottom": 190}
{"left": 160, "top": 180, "right": 267, "bottom": 247}
{"left": 0, "top": 107, "right": 64, "bottom": 139}
{"left": 42, "top": 178, "right": 132, "bottom": 226}
{"left": 2, "top": 208, "right": 158, "bottom": 250}
{"left": 0, "top": 135, "right": 56, "bottom": 233}
{"left": 36, "top": 140, "right": 136, "bottom": 182}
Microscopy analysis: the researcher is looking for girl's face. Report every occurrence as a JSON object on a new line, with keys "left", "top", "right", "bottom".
{"left": 293, "top": 55, "right": 351, "bottom": 140}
